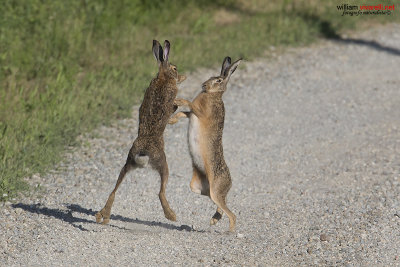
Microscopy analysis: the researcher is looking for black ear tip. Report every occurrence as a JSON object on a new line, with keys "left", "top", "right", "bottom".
{"left": 223, "top": 56, "right": 231, "bottom": 64}
{"left": 164, "top": 40, "right": 170, "bottom": 49}
{"left": 153, "top": 40, "right": 159, "bottom": 48}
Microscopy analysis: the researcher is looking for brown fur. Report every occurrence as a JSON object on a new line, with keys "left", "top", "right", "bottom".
{"left": 169, "top": 57, "right": 242, "bottom": 231}
{"left": 95, "top": 40, "right": 186, "bottom": 224}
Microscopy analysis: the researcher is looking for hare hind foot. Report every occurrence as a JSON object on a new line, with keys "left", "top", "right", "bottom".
{"left": 95, "top": 208, "right": 110, "bottom": 225}
{"left": 163, "top": 207, "right": 177, "bottom": 221}
{"left": 210, "top": 208, "right": 223, "bottom": 225}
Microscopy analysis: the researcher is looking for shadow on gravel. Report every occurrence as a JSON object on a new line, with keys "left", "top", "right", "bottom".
{"left": 299, "top": 13, "right": 400, "bottom": 56}
{"left": 12, "top": 203, "right": 197, "bottom": 232}
{"left": 333, "top": 37, "right": 400, "bottom": 56}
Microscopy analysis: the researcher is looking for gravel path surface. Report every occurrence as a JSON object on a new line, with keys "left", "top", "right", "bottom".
{"left": 1, "top": 24, "right": 400, "bottom": 266}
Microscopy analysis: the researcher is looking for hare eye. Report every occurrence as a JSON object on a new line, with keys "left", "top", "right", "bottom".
{"left": 172, "top": 66, "right": 177, "bottom": 71}
{"left": 216, "top": 79, "right": 222, "bottom": 83}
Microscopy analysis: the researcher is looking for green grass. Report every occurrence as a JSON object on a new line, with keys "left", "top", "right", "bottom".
{"left": 0, "top": 0, "right": 398, "bottom": 200}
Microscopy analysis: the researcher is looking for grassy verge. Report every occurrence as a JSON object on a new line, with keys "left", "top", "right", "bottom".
{"left": 1, "top": 0, "right": 398, "bottom": 200}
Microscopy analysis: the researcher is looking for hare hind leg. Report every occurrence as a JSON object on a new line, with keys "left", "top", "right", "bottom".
{"left": 190, "top": 167, "right": 210, "bottom": 196}
{"left": 96, "top": 162, "right": 134, "bottom": 224}
{"left": 209, "top": 182, "right": 236, "bottom": 232}
{"left": 151, "top": 150, "right": 176, "bottom": 222}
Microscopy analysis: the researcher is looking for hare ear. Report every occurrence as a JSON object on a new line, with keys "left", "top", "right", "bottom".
{"left": 152, "top": 40, "right": 164, "bottom": 63}
{"left": 163, "top": 40, "right": 170, "bottom": 62}
{"left": 225, "top": 58, "right": 242, "bottom": 80}
{"left": 221, "top": 56, "right": 231, "bottom": 77}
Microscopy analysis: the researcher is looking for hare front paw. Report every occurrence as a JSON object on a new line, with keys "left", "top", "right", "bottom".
{"left": 174, "top": 98, "right": 189, "bottom": 107}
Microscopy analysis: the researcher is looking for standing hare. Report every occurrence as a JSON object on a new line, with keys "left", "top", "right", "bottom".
{"left": 169, "top": 57, "right": 242, "bottom": 231}
{"left": 96, "top": 40, "right": 186, "bottom": 224}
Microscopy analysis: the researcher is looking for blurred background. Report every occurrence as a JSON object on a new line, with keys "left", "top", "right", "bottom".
{"left": 0, "top": 0, "right": 397, "bottom": 199}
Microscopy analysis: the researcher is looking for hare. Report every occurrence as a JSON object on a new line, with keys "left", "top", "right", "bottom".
{"left": 169, "top": 57, "right": 242, "bottom": 231}
{"left": 95, "top": 40, "right": 186, "bottom": 224}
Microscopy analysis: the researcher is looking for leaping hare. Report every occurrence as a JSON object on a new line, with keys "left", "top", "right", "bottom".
{"left": 96, "top": 40, "right": 186, "bottom": 224}
{"left": 169, "top": 57, "right": 242, "bottom": 231}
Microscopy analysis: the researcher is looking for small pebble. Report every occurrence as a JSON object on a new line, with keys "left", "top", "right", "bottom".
{"left": 320, "top": 234, "right": 329, "bottom": 242}
{"left": 236, "top": 233, "right": 244, "bottom": 239}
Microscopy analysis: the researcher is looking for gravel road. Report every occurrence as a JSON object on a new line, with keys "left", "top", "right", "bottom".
{"left": 1, "top": 24, "right": 400, "bottom": 266}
